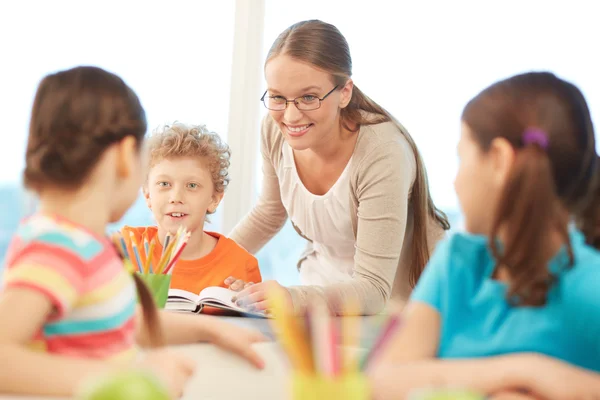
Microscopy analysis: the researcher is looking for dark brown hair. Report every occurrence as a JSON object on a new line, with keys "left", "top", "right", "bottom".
{"left": 462, "top": 71, "right": 599, "bottom": 306}
{"left": 267, "top": 20, "right": 450, "bottom": 286}
{"left": 27, "top": 66, "right": 163, "bottom": 346}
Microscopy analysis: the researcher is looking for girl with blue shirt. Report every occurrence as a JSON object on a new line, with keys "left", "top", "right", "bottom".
{"left": 371, "top": 72, "right": 600, "bottom": 399}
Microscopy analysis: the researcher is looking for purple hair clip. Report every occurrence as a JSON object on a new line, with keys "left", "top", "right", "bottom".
{"left": 522, "top": 128, "right": 549, "bottom": 150}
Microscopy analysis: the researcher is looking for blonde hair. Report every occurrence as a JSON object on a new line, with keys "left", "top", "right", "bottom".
{"left": 146, "top": 122, "right": 231, "bottom": 194}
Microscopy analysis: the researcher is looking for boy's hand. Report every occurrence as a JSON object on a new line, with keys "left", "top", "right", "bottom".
{"left": 225, "top": 276, "right": 255, "bottom": 291}
{"left": 206, "top": 320, "right": 267, "bottom": 369}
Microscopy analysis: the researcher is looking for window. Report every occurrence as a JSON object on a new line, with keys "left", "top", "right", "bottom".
{"left": 0, "top": 1, "right": 236, "bottom": 265}
{"left": 253, "top": 0, "right": 600, "bottom": 283}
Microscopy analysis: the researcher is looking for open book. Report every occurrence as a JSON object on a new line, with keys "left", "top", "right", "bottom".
{"left": 165, "top": 286, "right": 268, "bottom": 318}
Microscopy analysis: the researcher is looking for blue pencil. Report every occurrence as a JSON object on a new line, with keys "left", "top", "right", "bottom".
{"left": 143, "top": 238, "right": 152, "bottom": 273}
{"left": 163, "top": 234, "right": 171, "bottom": 255}
{"left": 119, "top": 236, "right": 130, "bottom": 261}
{"left": 129, "top": 232, "right": 144, "bottom": 273}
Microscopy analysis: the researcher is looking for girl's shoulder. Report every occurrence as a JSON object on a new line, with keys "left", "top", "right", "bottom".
{"left": 432, "top": 232, "right": 491, "bottom": 270}
{"left": 562, "top": 229, "right": 600, "bottom": 280}
{"left": 420, "top": 231, "right": 495, "bottom": 291}
{"left": 5, "top": 213, "right": 112, "bottom": 271}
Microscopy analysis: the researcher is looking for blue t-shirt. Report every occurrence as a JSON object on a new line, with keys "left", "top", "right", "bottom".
{"left": 411, "top": 230, "right": 600, "bottom": 372}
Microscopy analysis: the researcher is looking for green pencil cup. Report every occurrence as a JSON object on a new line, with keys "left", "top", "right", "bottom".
{"left": 135, "top": 273, "right": 171, "bottom": 308}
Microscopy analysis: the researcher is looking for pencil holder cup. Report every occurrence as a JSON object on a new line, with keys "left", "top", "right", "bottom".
{"left": 135, "top": 273, "right": 171, "bottom": 308}
{"left": 291, "top": 373, "right": 369, "bottom": 400}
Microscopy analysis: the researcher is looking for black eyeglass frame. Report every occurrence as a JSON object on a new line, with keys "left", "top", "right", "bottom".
{"left": 260, "top": 86, "right": 339, "bottom": 111}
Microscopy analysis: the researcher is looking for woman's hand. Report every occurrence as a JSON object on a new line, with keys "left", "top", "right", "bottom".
{"left": 230, "top": 280, "right": 293, "bottom": 314}
{"left": 225, "top": 276, "right": 255, "bottom": 292}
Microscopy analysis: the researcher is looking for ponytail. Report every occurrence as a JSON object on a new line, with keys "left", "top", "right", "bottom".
{"left": 341, "top": 84, "right": 451, "bottom": 286}
{"left": 576, "top": 156, "right": 600, "bottom": 249}
{"left": 132, "top": 273, "right": 165, "bottom": 347}
{"left": 111, "top": 239, "right": 164, "bottom": 347}
{"left": 489, "top": 146, "right": 573, "bottom": 306}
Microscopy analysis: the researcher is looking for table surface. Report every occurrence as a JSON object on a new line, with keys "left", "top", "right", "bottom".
{"left": 0, "top": 315, "right": 383, "bottom": 400}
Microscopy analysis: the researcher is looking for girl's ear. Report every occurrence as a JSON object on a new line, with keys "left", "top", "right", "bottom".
{"left": 115, "top": 136, "right": 138, "bottom": 180}
{"left": 488, "top": 137, "right": 516, "bottom": 187}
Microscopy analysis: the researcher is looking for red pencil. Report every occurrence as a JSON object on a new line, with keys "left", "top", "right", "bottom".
{"left": 162, "top": 232, "right": 190, "bottom": 274}
{"left": 360, "top": 314, "right": 402, "bottom": 370}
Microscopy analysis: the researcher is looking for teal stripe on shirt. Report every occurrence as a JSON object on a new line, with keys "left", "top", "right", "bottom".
{"left": 20, "top": 227, "right": 103, "bottom": 261}
{"left": 43, "top": 299, "right": 136, "bottom": 336}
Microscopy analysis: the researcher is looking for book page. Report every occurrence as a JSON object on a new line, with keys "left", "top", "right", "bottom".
{"left": 198, "top": 286, "right": 267, "bottom": 318}
{"left": 168, "top": 288, "right": 200, "bottom": 304}
{"left": 198, "top": 286, "right": 238, "bottom": 307}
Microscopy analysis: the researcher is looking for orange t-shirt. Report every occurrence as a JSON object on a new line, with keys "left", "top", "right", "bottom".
{"left": 121, "top": 226, "right": 261, "bottom": 295}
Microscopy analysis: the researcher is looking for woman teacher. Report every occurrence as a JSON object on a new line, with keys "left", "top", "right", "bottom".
{"left": 227, "top": 20, "right": 449, "bottom": 315}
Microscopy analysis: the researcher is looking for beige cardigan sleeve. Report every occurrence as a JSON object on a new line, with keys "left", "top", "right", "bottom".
{"left": 231, "top": 117, "right": 433, "bottom": 316}
{"left": 228, "top": 117, "right": 288, "bottom": 253}
{"left": 286, "top": 123, "right": 418, "bottom": 316}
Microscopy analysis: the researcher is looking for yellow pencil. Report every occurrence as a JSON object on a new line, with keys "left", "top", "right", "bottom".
{"left": 156, "top": 236, "right": 178, "bottom": 274}
{"left": 128, "top": 231, "right": 144, "bottom": 274}
{"left": 268, "top": 286, "right": 314, "bottom": 374}
{"left": 343, "top": 296, "right": 361, "bottom": 373}
{"left": 144, "top": 238, "right": 155, "bottom": 274}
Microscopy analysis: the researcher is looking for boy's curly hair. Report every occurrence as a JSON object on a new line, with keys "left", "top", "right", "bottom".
{"left": 145, "top": 122, "right": 231, "bottom": 193}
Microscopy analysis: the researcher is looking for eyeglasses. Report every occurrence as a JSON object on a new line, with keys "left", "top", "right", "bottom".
{"left": 260, "top": 86, "right": 339, "bottom": 111}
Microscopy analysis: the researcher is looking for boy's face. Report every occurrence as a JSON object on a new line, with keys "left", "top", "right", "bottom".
{"left": 145, "top": 156, "right": 223, "bottom": 236}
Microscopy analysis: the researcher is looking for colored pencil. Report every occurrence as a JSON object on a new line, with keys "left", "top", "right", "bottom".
{"left": 118, "top": 235, "right": 130, "bottom": 261}
{"left": 343, "top": 298, "right": 361, "bottom": 373}
{"left": 162, "top": 233, "right": 171, "bottom": 259}
{"left": 155, "top": 237, "right": 177, "bottom": 274}
{"left": 269, "top": 287, "right": 314, "bottom": 374}
{"left": 163, "top": 231, "right": 190, "bottom": 275}
{"left": 128, "top": 231, "right": 144, "bottom": 273}
{"left": 359, "top": 313, "right": 402, "bottom": 370}
{"left": 144, "top": 238, "right": 155, "bottom": 274}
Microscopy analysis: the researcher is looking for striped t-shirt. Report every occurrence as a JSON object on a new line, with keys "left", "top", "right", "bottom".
{"left": 2, "top": 214, "right": 138, "bottom": 362}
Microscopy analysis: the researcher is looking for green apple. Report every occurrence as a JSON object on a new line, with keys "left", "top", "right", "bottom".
{"left": 77, "top": 370, "right": 170, "bottom": 400}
